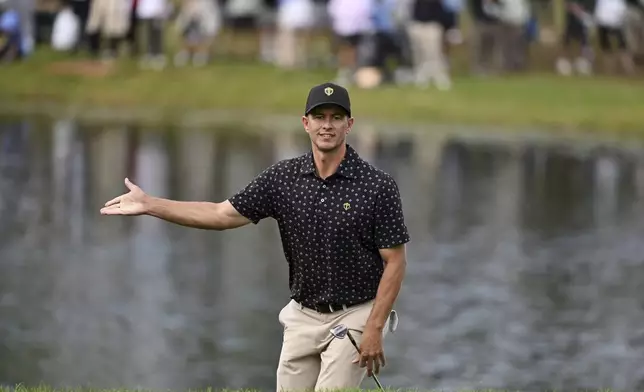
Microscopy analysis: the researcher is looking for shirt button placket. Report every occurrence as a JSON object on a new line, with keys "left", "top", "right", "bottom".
{"left": 322, "top": 182, "right": 333, "bottom": 285}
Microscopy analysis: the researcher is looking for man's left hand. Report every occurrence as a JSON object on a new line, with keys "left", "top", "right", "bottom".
{"left": 352, "top": 326, "right": 385, "bottom": 377}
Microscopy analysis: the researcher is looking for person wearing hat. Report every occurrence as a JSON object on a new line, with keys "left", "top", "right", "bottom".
{"left": 100, "top": 82, "right": 410, "bottom": 391}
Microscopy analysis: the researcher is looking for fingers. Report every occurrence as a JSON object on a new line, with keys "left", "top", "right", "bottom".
{"left": 357, "top": 352, "right": 386, "bottom": 377}
{"left": 104, "top": 178, "right": 136, "bottom": 207}
{"left": 366, "top": 355, "right": 375, "bottom": 377}
{"left": 100, "top": 205, "right": 124, "bottom": 215}
{"left": 104, "top": 195, "right": 123, "bottom": 207}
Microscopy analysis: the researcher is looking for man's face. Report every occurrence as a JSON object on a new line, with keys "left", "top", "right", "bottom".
{"left": 301, "top": 105, "right": 353, "bottom": 153}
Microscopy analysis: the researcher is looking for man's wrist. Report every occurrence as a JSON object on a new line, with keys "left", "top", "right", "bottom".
{"left": 365, "top": 320, "right": 385, "bottom": 332}
{"left": 143, "top": 195, "right": 156, "bottom": 215}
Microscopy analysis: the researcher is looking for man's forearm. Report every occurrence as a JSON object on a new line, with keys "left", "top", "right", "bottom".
{"left": 365, "top": 258, "right": 406, "bottom": 332}
{"left": 146, "top": 197, "right": 228, "bottom": 230}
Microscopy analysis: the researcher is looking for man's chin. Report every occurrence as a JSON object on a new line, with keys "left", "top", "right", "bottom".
{"left": 315, "top": 141, "right": 342, "bottom": 152}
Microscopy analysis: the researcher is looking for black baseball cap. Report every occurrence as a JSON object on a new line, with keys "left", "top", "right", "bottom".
{"left": 304, "top": 82, "right": 351, "bottom": 118}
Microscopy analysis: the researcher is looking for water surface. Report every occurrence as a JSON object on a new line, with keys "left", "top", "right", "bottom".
{"left": 2, "top": 116, "right": 644, "bottom": 391}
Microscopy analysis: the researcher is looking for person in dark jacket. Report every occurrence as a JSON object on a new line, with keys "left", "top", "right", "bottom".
{"left": 555, "top": 0, "right": 595, "bottom": 75}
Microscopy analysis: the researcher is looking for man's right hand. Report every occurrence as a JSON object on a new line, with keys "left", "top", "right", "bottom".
{"left": 100, "top": 178, "right": 149, "bottom": 216}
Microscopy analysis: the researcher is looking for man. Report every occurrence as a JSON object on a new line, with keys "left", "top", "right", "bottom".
{"left": 327, "top": 0, "right": 375, "bottom": 84}
{"left": 101, "top": 82, "right": 410, "bottom": 391}
{"left": 594, "top": 0, "right": 636, "bottom": 74}
{"left": 0, "top": 0, "right": 22, "bottom": 63}
{"left": 85, "top": 0, "right": 131, "bottom": 60}
{"left": 556, "top": 0, "right": 595, "bottom": 75}
{"left": 468, "top": 0, "right": 503, "bottom": 75}
{"left": 407, "top": 0, "right": 452, "bottom": 90}
{"left": 173, "top": 0, "right": 222, "bottom": 67}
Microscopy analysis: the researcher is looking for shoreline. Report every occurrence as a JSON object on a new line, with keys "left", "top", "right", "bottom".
{"left": 1, "top": 51, "right": 644, "bottom": 138}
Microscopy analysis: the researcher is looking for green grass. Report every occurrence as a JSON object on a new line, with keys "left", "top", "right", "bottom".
{"left": 1, "top": 44, "right": 644, "bottom": 135}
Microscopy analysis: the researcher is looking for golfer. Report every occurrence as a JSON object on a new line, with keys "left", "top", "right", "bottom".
{"left": 101, "top": 82, "right": 410, "bottom": 391}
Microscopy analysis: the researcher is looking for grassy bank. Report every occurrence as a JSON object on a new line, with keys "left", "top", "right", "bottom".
{"left": 1, "top": 48, "right": 644, "bottom": 134}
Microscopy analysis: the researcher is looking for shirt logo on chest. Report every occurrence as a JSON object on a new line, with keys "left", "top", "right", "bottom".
{"left": 343, "top": 202, "right": 351, "bottom": 211}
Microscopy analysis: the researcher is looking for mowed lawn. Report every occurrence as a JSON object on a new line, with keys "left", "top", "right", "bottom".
{"left": 1, "top": 47, "right": 643, "bottom": 135}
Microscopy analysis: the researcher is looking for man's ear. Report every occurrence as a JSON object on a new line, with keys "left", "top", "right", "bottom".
{"left": 347, "top": 117, "right": 354, "bottom": 134}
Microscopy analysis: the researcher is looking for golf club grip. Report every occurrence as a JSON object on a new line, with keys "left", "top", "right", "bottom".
{"left": 346, "top": 331, "right": 384, "bottom": 390}
{"left": 346, "top": 331, "right": 360, "bottom": 352}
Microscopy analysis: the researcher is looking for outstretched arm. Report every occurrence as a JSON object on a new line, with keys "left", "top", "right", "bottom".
{"left": 100, "top": 178, "right": 251, "bottom": 230}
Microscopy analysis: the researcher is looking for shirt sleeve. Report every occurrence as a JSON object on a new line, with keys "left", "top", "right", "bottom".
{"left": 228, "top": 165, "right": 277, "bottom": 224}
{"left": 374, "top": 175, "right": 411, "bottom": 249}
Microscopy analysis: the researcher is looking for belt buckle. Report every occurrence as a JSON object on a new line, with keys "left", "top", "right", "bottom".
{"left": 316, "top": 304, "right": 333, "bottom": 313}
{"left": 320, "top": 303, "right": 348, "bottom": 313}
{"left": 313, "top": 304, "right": 335, "bottom": 313}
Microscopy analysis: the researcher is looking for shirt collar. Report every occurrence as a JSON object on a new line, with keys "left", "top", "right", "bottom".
{"left": 299, "top": 144, "right": 359, "bottom": 179}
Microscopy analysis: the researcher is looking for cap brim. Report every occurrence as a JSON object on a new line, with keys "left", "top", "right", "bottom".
{"left": 305, "top": 102, "right": 351, "bottom": 116}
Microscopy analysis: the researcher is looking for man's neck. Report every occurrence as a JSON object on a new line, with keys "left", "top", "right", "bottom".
{"left": 313, "top": 144, "right": 347, "bottom": 179}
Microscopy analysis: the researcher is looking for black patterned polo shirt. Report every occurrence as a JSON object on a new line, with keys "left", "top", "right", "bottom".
{"left": 228, "top": 144, "right": 410, "bottom": 310}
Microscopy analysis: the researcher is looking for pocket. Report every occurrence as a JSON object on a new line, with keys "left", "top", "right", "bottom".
{"left": 278, "top": 300, "right": 292, "bottom": 328}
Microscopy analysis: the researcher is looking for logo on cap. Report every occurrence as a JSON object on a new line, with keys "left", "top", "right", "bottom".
{"left": 324, "top": 87, "right": 334, "bottom": 96}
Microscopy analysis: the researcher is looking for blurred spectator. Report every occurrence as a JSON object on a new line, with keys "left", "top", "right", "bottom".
{"left": 556, "top": 0, "right": 594, "bottom": 75}
{"left": 407, "top": 0, "right": 452, "bottom": 90}
{"left": 469, "top": 0, "right": 503, "bottom": 75}
{"left": 10, "top": 0, "right": 35, "bottom": 57}
{"left": 258, "top": 0, "right": 277, "bottom": 63}
{"left": 137, "top": 0, "right": 168, "bottom": 69}
{"left": 124, "top": 0, "right": 139, "bottom": 57}
{"left": 441, "top": 0, "right": 463, "bottom": 57}
{"left": 85, "top": 0, "right": 131, "bottom": 59}
{"left": 484, "top": 0, "right": 531, "bottom": 71}
{"left": 0, "top": 0, "right": 23, "bottom": 62}
{"left": 174, "top": 0, "right": 222, "bottom": 67}
{"left": 594, "top": 0, "right": 635, "bottom": 74}
{"left": 69, "top": 0, "right": 92, "bottom": 53}
{"left": 51, "top": 3, "right": 81, "bottom": 51}
{"left": 222, "top": 0, "right": 263, "bottom": 59}
{"left": 368, "top": 0, "right": 409, "bottom": 84}
{"left": 274, "top": 0, "right": 315, "bottom": 69}
{"left": 327, "top": 0, "right": 374, "bottom": 85}
{"left": 624, "top": 0, "right": 644, "bottom": 62}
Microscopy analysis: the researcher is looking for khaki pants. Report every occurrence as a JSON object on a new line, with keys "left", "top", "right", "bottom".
{"left": 406, "top": 22, "right": 450, "bottom": 87}
{"left": 471, "top": 21, "right": 504, "bottom": 75}
{"left": 274, "top": 27, "right": 310, "bottom": 69}
{"left": 624, "top": 6, "right": 644, "bottom": 56}
{"left": 276, "top": 299, "right": 388, "bottom": 392}
{"left": 86, "top": 0, "right": 130, "bottom": 37}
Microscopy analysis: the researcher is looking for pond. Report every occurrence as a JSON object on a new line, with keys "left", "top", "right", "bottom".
{"left": 2, "top": 114, "right": 644, "bottom": 391}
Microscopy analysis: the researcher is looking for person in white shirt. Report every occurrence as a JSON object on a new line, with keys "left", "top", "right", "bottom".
{"left": 327, "top": 0, "right": 375, "bottom": 84}
{"left": 137, "top": 0, "right": 168, "bottom": 69}
{"left": 275, "top": 0, "right": 315, "bottom": 69}
{"left": 594, "top": 0, "right": 635, "bottom": 74}
{"left": 483, "top": 0, "right": 531, "bottom": 71}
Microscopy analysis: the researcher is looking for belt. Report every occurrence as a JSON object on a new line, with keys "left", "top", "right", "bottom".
{"left": 297, "top": 301, "right": 361, "bottom": 314}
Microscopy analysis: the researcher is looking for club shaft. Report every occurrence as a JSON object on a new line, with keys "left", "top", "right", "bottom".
{"left": 346, "top": 331, "right": 384, "bottom": 391}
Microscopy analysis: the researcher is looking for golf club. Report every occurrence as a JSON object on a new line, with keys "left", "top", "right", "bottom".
{"left": 329, "top": 324, "right": 385, "bottom": 391}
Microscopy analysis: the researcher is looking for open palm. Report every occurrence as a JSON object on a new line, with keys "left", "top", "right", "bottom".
{"left": 100, "top": 178, "right": 149, "bottom": 216}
